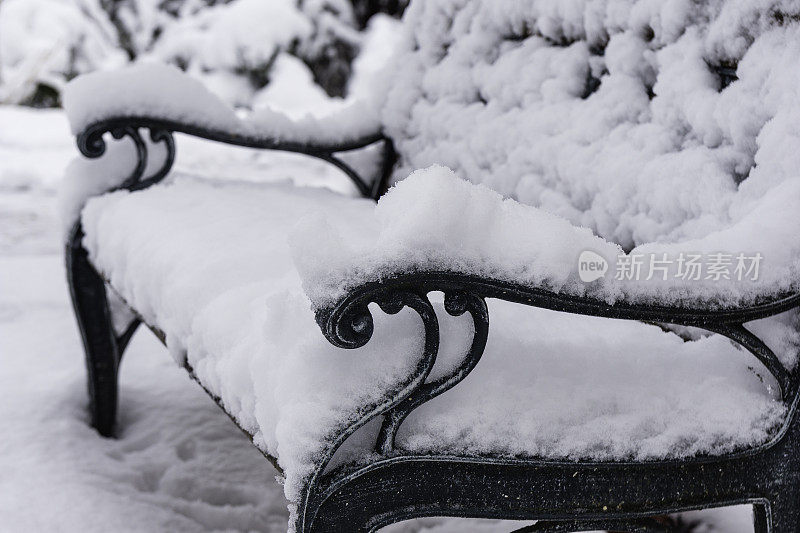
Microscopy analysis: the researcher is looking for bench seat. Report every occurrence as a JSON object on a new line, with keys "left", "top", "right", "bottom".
{"left": 62, "top": 1, "right": 800, "bottom": 529}
{"left": 80, "top": 175, "right": 790, "bottom": 505}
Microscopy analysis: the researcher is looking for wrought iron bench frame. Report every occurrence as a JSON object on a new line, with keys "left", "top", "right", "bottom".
{"left": 66, "top": 116, "right": 800, "bottom": 533}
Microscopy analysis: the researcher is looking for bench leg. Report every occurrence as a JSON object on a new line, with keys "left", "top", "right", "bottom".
{"left": 767, "top": 497, "right": 800, "bottom": 533}
{"left": 66, "top": 223, "right": 121, "bottom": 438}
{"left": 755, "top": 502, "right": 770, "bottom": 533}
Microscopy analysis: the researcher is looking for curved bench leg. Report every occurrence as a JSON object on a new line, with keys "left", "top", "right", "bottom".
{"left": 66, "top": 223, "right": 121, "bottom": 437}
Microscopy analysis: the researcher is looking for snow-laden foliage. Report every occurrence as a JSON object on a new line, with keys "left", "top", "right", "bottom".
{"left": 0, "top": 0, "right": 127, "bottom": 107}
{"left": 382, "top": 0, "right": 800, "bottom": 253}
{"left": 0, "top": 0, "right": 370, "bottom": 107}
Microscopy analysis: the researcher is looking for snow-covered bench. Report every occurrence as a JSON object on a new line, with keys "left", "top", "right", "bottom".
{"left": 63, "top": 1, "right": 800, "bottom": 532}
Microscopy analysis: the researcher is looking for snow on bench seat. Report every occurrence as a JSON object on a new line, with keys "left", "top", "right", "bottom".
{"left": 80, "top": 175, "right": 793, "bottom": 506}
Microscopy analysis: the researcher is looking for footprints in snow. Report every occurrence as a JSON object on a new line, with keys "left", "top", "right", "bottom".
{"left": 175, "top": 438, "right": 196, "bottom": 462}
{"left": 107, "top": 432, "right": 265, "bottom": 510}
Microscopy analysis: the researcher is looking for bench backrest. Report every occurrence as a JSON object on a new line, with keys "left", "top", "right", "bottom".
{"left": 380, "top": 0, "right": 800, "bottom": 252}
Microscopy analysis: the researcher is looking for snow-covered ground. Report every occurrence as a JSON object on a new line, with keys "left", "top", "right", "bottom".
{"left": 0, "top": 106, "right": 757, "bottom": 532}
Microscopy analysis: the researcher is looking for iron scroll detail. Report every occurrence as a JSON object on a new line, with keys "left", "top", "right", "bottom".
{"left": 316, "top": 284, "right": 490, "bottom": 458}
{"left": 375, "top": 290, "right": 489, "bottom": 455}
{"left": 75, "top": 117, "right": 394, "bottom": 199}
{"left": 306, "top": 272, "right": 800, "bottom": 530}
{"left": 77, "top": 122, "right": 176, "bottom": 192}
{"left": 313, "top": 285, "right": 491, "bottom": 460}
{"left": 302, "top": 283, "right": 489, "bottom": 532}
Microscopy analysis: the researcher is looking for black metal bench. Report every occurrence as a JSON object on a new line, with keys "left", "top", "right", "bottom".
{"left": 64, "top": 1, "right": 800, "bottom": 529}
{"left": 66, "top": 114, "right": 800, "bottom": 532}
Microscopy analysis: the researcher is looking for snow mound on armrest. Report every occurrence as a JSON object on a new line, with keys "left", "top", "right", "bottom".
{"left": 293, "top": 165, "right": 800, "bottom": 310}
{"left": 63, "top": 63, "right": 381, "bottom": 145}
{"left": 63, "top": 63, "right": 241, "bottom": 135}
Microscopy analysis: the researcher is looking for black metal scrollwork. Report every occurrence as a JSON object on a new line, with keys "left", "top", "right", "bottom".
{"left": 311, "top": 288, "right": 441, "bottom": 477}
{"left": 309, "top": 272, "right": 800, "bottom": 495}
{"left": 305, "top": 272, "right": 800, "bottom": 531}
{"left": 302, "top": 283, "right": 489, "bottom": 532}
{"left": 375, "top": 290, "right": 489, "bottom": 455}
{"left": 77, "top": 122, "right": 177, "bottom": 192}
{"left": 75, "top": 117, "right": 394, "bottom": 199}
{"left": 318, "top": 272, "right": 800, "bottom": 411}
{"left": 316, "top": 284, "right": 491, "bottom": 457}
{"left": 314, "top": 272, "right": 800, "bottom": 466}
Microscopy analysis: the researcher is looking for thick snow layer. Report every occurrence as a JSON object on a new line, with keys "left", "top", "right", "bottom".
{"left": 62, "top": 0, "right": 800, "bottom": 310}
{"left": 399, "top": 298, "right": 789, "bottom": 462}
{"left": 295, "top": 166, "right": 800, "bottom": 311}
{"left": 58, "top": 24, "right": 398, "bottom": 233}
{"left": 81, "top": 176, "right": 795, "bottom": 512}
{"left": 80, "top": 178, "right": 410, "bottom": 504}
{"left": 1, "top": 105, "right": 764, "bottom": 531}
{"left": 62, "top": 63, "right": 382, "bottom": 145}
{"left": 381, "top": 0, "right": 800, "bottom": 252}
{"left": 2, "top": 104, "right": 543, "bottom": 533}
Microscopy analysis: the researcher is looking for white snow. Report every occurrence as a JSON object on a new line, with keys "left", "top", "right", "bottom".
{"left": 0, "top": 0, "right": 360, "bottom": 109}
{"left": 0, "top": 107, "right": 75, "bottom": 192}
{"left": 294, "top": 165, "right": 800, "bottom": 311}
{"left": 0, "top": 101, "right": 764, "bottom": 532}
{"left": 147, "top": 0, "right": 312, "bottom": 76}
{"left": 1, "top": 104, "right": 544, "bottom": 532}
{"left": 381, "top": 0, "right": 800, "bottom": 254}
{"left": 0, "top": 0, "right": 126, "bottom": 104}
{"left": 78, "top": 172, "right": 795, "bottom": 516}
{"left": 62, "top": 63, "right": 382, "bottom": 146}
{"left": 62, "top": 63, "right": 241, "bottom": 136}
{"left": 61, "top": 0, "right": 800, "bottom": 311}
{"left": 57, "top": 21, "right": 399, "bottom": 233}
{"left": 11, "top": 0, "right": 800, "bottom": 530}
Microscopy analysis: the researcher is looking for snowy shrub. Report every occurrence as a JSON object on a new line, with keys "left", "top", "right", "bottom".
{"left": 0, "top": 0, "right": 127, "bottom": 107}
{"left": 350, "top": 0, "right": 409, "bottom": 29}
{"left": 0, "top": 0, "right": 380, "bottom": 107}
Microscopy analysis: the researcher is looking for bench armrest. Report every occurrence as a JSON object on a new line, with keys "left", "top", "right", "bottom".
{"left": 64, "top": 64, "right": 394, "bottom": 199}
{"left": 290, "top": 167, "right": 800, "bottom": 473}
{"left": 309, "top": 269, "right": 800, "bottom": 468}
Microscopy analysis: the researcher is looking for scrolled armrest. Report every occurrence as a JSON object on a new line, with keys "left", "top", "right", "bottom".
{"left": 76, "top": 119, "right": 177, "bottom": 193}
{"left": 75, "top": 115, "right": 392, "bottom": 197}
{"left": 315, "top": 270, "right": 800, "bottom": 416}
{"left": 303, "top": 254, "right": 800, "bottom": 525}
{"left": 296, "top": 166, "right": 800, "bottom": 401}
{"left": 302, "top": 274, "right": 490, "bottom": 521}
{"left": 66, "top": 64, "right": 394, "bottom": 198}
